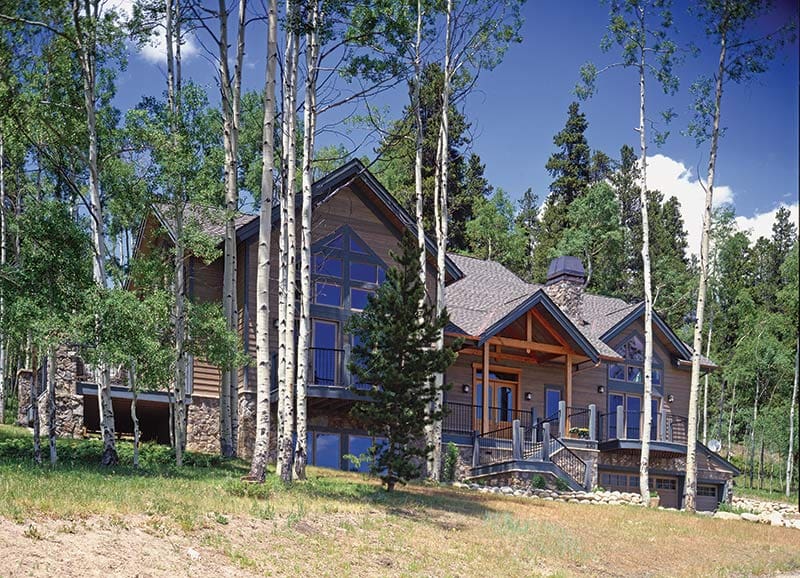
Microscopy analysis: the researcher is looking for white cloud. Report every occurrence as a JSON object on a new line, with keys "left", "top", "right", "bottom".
{"left": 645, "top": 153, "right": 799, "bottom": 253}
{"left": 104, "top": 0, "right": 200, "bottom": 64}
{"left": 735, "top": 203, "right": 799, "bottom": 242}
{"left": 645, "top": 154, "right": 733, "bottom": 255}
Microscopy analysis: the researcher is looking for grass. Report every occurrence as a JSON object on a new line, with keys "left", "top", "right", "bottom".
{"left": 1, "top": 424, "right": 800, "bottom": 577}
{"left": 733, "top": 477, "right": 799, "bottom": 505}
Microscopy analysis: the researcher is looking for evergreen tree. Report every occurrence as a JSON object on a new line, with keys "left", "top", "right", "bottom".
{"left": 346, "top": 234, "right": 456, "bottom": 491}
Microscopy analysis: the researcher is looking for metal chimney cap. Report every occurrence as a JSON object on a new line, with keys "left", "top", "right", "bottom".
{"left": 546, "top": 256, "right": 585, "bottom": 284}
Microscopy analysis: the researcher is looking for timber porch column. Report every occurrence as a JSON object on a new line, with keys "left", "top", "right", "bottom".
{"left": 482, "top": 341, "right": 490, "bottom": 434}
{"left": 565, "top": 353, "right": 573, "bottom": 432}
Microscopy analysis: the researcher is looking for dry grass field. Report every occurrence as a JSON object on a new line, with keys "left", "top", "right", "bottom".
{"left": 1, "top": 425, "right": 798, "bottom": 577}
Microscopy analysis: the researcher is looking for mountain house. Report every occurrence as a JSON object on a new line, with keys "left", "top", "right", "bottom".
{"left": 20, "top": 160, "right": 738, "bottom": 511}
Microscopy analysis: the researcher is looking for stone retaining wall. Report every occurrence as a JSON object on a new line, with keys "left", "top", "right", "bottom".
{"left": 454, "top": 481, "right": 644, "bottom": 506}
{"left": 186, "top": 397, "right": 220, "bottom": 454}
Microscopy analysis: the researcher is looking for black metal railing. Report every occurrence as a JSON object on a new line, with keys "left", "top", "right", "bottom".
{"left": 442, "top": 401, "right": 477, "bottom": 434}
{"left": 536, "top": 410, "right": 561, "bottom": 440}
{"left": 566, "top": 406, "right": 590, "bottom": 439}
{"left": 310, "top": 347, "right": 343, "bottom": 386}
{"left": 596, "top": 409, "right": 688, "bottom": 445}
{"left": 550, "top": 438, "right": 587, "bottom": 488}
{"left": 475, "top": 424, "right": 514, "bottom": 466}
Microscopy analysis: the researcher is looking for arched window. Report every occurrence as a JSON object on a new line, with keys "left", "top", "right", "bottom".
{"left": 608, "top": 334, "right": 663, "bottom": 386}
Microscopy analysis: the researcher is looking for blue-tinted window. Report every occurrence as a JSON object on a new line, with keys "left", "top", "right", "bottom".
{"left": 325, "top": 234, "right": 344, "bottom": 249}
{"left": 497, "top": 386, "right": 514, "bottom": 421}
{"left": 608, "top": 364, "right": 625, "bottom": 380}
{"left": 314, "top": 282, "right": 341, "bottom": 306}
{"left": 626, "top": 396, "right": 641, "bottom": 439}
{"left": 609, "top": 394, "right": 624, "bottom": 439}
{"left": 315, "top": 433, "right": 341, "bottom": 469}
{"left": 652, "top": 368, "right": 662, "bottom": 386}
{"left": 347, "top": 435, "right": 373, "bottom": 472}
{"left": 475, "top": 382, "right": 483, "bottom": 420}
{"left": 312, "top": 320, "right": 338, "bottom": 385}
{"left": 351, "top": 288, "right": 374, "bottom": 310}
{"left": 349, "top": 236, "right": 368, "bottom": 254}
{"left": 314, "top": 254, "right": 342, "bottom": 277}
{"left": 627, "top": 366, "right": 643, "bottom": 383}
{"left": 378, "top": 268, "right": 386, "bottom": 284}
{"left": 351, "top": 261, "right": 378, "bottom": 283}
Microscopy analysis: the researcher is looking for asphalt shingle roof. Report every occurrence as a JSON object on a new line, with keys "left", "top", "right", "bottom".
{"left": 445, "top": 253, "right": 706, "bottom": 364}
{"left": 153, "top": 203, "right": 258, "bottom": 240}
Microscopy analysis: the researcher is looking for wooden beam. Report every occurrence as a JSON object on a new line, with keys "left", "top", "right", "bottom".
{"left": 565, "top": 353, "right": 573, "bottom": 431}
{"left": 489, "top": 335, "right": 567, "bottom": 356}
{"left": 530, "top": 308, "right": 571, "bottom": 350}
{"left": 482, "top": 341, "right": 490, "bottom": 435}
{"left": 460, "top": 347, "right": 541, "bottom": 365}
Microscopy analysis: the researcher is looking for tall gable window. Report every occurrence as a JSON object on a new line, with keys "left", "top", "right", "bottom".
{"left": 311, "top": 226, "right": 387, "bottom": 312}
{"left": 608, "top": 334, "right": 663, "bottom": 386}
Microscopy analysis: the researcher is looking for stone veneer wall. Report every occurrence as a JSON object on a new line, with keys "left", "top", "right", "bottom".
{"left": 24, "top": 347, "right": 84, "bottom": 438}
{"left": 186, "top": 397, "right": 220, "bottom": 454}
{"left": 543, "top": 279, "right": 584, "bottom": 323}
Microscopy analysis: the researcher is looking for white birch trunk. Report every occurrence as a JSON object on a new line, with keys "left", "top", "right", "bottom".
{"left": 217, "top": 0, "right": 247, "bottom": 457}
{"left": 47, "top": 347, "right": 56, "bottom": 466}
{"left": 787, "top": 339, "right": 798, "bottom": 498}
{"left": 129, "top": 361, "right": 140, "bottom": 469}
{"left": 73, "top": 0, "right": 117, "bottom": 466}
{"left": 685, "top": 25, "right": 726, "bottom": 513}
{"left": 702, "top": 322, "right": 712, "bottom": 446}
{"left": 726, "top": 380, "right": 735, "bottom": 460}
{"left": 429, "top": 0, "right": 452, "bottom": 481}
{"left": 0, "top": 132, "right": 6, "bottom": 426}
{"left": 413, "top": 0, "right": 425, "bottom": 288}
{"left": 277, "top": 2, "right": 300, "bottom": 481}
{"left": 637, "top": 16, "right": 654, "bottom": 502}
{"left": 31, "top": 350, "right": 41, "bottom": 465}
{"left": 248, "top": 0, "right": 278, "bottom": 483}
{"left": 295, "top": 0, "right": 320, "bottom": 481}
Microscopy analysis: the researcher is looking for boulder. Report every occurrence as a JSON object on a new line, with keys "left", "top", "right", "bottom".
{"left": 740, "top": 513, "right": 760, "bottom": 523}
{"left": 713, "top": 511, "right": 740, "bottom": 521}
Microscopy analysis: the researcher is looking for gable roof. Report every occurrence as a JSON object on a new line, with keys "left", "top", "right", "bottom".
{"left": 446, "top": 253, "right": 712, "bottom": 367}
{"left": 236, "top": 159, "right": 463, "bottom": 282}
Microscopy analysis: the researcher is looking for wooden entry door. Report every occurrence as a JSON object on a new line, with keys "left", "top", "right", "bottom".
{"left": 473, "top": 367, "right": 520, "bottom": 432}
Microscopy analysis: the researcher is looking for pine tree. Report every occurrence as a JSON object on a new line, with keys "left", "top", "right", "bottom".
{"left": 346, "top": 234, "right": 456, "bottom": 491}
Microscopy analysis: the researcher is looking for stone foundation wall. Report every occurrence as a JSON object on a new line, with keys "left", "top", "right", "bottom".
{"left": 23, "top": 347, "right": 84, "bottom": 438}
{"left": 186, "top": 397, "right": 220, "bottom": 454}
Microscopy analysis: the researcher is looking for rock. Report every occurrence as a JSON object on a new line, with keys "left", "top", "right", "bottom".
{"left": 768, "top": 513, "right": 784, "bottom": 527}
{"left": 740, "top": 513, "right": 760, "bottom": 523}
{"left": 186, "top": 548, "right": 201, "bottom": 561}
{"left": 696, "top": 511, "right": 713, "bottom": 517}
{"left": 500, "top": 486, "right": 514, "bottom": 495}
{"left": 568, "top": 498, "right": 580, "bottom": 503}
{"left": 513, "top": 490, "right": 524, "bottom": 497}
{"left": 713, "top": 511, "right": 740, "bottom": 521}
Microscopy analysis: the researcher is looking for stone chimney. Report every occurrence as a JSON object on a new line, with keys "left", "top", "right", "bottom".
{"left": 543, "top": 256, "right": 586, "bottom": 323}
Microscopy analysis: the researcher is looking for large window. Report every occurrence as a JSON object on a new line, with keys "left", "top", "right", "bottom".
{"left": 311, "top": 226, "right": 387, "bottom": 311}
{"left": 608, "top": 334, "right": 663, "bottom": 385}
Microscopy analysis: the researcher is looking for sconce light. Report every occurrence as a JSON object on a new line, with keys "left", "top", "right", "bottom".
{"left": 667, "top": 394, "right": 674, "bottom": 403}
{"left": 524, "top": 392, "right": 532, "bottom": 401}
{"left": 462, "top": 384, "right": 470, "bottom": 394}
{"left": 597, "top": 385, "right": 605, "bottom": 394}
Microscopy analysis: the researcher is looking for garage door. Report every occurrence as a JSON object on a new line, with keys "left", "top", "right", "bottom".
{"left": 653, "top": 477, "right": 679, "bottom": 509}
{"left": 697, "top": 484, "right": 719, "bottom": 512}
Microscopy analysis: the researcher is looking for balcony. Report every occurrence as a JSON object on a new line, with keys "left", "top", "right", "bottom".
{"left": 270, "top": 347, "right": 372, "bottom": 401}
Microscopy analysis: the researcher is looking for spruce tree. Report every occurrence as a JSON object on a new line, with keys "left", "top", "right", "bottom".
{"left": 346, "top": 234, "right": 456, "bottom": 491}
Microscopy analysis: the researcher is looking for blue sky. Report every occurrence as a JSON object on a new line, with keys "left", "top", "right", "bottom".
{"left": 114, "top": 0, "right": 799, "bottom": 250}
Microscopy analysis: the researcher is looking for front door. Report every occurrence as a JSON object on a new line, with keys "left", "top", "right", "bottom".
{"left": 473, "top": 367, "right": 520, "bottom": 432}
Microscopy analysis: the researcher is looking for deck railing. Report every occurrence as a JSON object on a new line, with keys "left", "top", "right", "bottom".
{"left": 550, "top": 438, "right": 587, "bottom": 488}
{"left": 474, "top": 424, "right": 515, "bottom": 466}
{"left": 566, "top": 406, "right": 590, "bottom": 439}
{"left": 596, "top": 408, "right": 689, "bottom": 445}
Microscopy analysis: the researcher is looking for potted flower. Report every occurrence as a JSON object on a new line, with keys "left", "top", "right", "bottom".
{"left": 649, "top": 491, "right": 660, "bottom": 508}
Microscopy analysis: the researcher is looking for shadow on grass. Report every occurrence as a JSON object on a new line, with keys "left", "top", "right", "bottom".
{"left": 285, "top": 469, "right": 499, "bottom": 521}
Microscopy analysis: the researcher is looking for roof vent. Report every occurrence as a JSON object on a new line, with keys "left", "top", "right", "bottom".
{"left": 546, "top": 256, "right": 586, "bottom": 287}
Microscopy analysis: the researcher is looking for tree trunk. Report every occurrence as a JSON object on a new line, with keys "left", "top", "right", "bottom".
{"left": 295, "top": 0, "right": 320, "bottom": 481}
{"left": 277, "top": 1, "right": 300, "bottom": 482}
{"left": 702, "top": 322, "right": 712, "bottom": 445}
{"left": 129, "top": 361, "right": 140, "bottom": 469}
{"left": 637, "top": 24, "right": 654, "bottom": 504}
{"left": 685, "top": 12, "right": 727, "bottom": 514}
{"left": 0, "top": 132, "right": 6, "bottom": 426}
{"left": 31, "top": 351, "right": 41, "bottom": 465}
{"left": 787, "top": 338, "right": 798, "bottom": 498}
{"left": 48, "top": 347, "right": 56, "bottom": 466}
{"left": 413, "top": 0, "right": 426, "bottom": 288}
{"left": 758, "top": 436, "right": 764, "bottom": 490}
{"left": 727, "top": 380, "right": 735, "bottom": 460}
{"left": 74, "top": 0, "right": 117, "bottom": 466}
{"left": 173, "top": 207, "right": 186, "bottom": 466}
{"left": 217, "top": 0, "right": 247, "bottom": 458}
{"left": 749, "top": 378, "right": 759, "bottom": 488}
{"left": 248, "top": 0, "right": 278, "bottom": 484}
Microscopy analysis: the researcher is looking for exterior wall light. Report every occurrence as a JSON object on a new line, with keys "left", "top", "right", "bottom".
{"left": 524, "top": 392, "right": 532, "bottom": 401}
{"left": 667, "top": 394, "right": 674, "bottom": 403}
{"left": 462, "top": 384, "right": 470, "bottom": 394}
{"left": 597, "top": 385, "right": 605, "bottom": 394}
